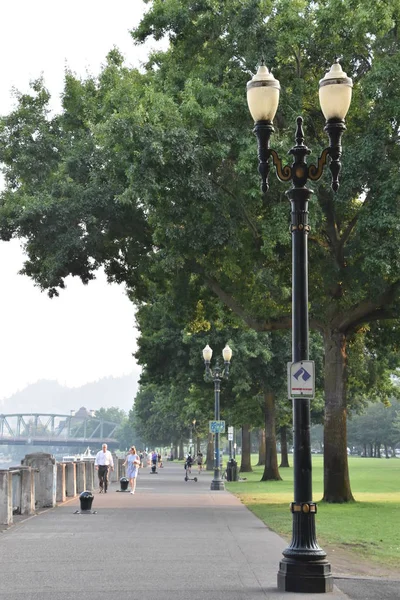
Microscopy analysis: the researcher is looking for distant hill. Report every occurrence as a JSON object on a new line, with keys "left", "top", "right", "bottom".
{"left": 0, "top": 372, "right": 140, "bottom": 415}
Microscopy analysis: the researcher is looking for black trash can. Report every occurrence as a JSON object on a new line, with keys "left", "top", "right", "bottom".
{"left": 79, "top": 490, "right": 94, "bottom": 511}
{"left": 226, "top": 459, "right": 238, "bottom": 482}
{"left": 120, "top": 477, "right": 129, "bottom": 491}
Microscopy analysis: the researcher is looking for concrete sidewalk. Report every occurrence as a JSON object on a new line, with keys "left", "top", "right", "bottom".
{"left": 0, "top": 462, "right": 397, "bottom": 599}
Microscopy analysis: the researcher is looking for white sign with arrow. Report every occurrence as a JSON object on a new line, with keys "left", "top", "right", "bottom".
{"left": 287, "top": 361, "right": 315, "bottom": 399}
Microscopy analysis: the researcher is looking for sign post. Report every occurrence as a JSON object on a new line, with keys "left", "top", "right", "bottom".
{"left": 228, "top": 426, "right": 234, "bottom": 460}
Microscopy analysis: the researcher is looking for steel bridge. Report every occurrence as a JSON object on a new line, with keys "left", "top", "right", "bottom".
{"left": 0, "top": 413, "right": 119, "bottom": 449}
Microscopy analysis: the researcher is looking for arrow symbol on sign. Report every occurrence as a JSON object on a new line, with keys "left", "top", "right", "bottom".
{"left": 293, "top": 367, "right": 311, "bottom": 382}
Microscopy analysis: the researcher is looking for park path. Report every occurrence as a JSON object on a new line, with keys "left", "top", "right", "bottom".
{"left": 0, "top": 461, "right": 397, "bottom": 599}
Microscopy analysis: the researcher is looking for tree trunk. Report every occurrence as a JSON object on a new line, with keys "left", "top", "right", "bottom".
{"left": 206, "top": 432, "right": 213, "bottom": 470}
{"left": 257, "top": 428, "right": 266, "bottom": 466}
{"left": 178, "top": 440, "right": 184, "bottom": 460}
{"left": 261, "top": 390, "right": 282, "bottom": 480}
{"left": 323, "top": 330, "right": 354, "bottom": 502}
{"left": 279, "top": 426, "right": 290, "bottom": 468}
{"left": 240, "top": 425, "right": 252, "bottom": 472}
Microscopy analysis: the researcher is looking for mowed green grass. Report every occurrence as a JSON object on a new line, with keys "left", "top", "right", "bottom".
{"left": 225, "top": 455, "right": 400, "bottom": 568}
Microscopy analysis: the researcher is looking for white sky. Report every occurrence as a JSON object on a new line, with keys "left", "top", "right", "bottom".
{"left": 0, "top": 1, "right": 160, "bottom": 400}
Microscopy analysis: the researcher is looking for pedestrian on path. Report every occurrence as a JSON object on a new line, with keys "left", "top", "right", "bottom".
{"left": 196, "top": 451, "right": 204, "bottom": 473}
{"left": 123, "top": 446, "right": 140, "bottom": 494}
{"left": 95, "top": 443, "right": 114, "bottom": 493}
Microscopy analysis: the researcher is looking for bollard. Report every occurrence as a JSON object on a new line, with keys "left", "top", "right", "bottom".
{"left": 75, "top": 490, "right": 96, "bottom": 514}
{"left": 117, "top": 477, "right": 129, "bottom": 492}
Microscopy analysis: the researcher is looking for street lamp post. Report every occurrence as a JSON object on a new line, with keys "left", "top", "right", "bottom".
{"left": 189, "top": 419, "right": 196, "bottom": 455}
{"left": 247, "top": 59, "right": 352, "bottom": 593}
{"left": 202, "top": 343, "right": 233, "bottom": 491}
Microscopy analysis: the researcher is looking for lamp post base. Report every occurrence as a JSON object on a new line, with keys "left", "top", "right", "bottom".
{"left": 277, "top": 558, "right": 333, "bottom": 593}
{"left": 210, "top": 469, "right": 225, "bottom": 490}
{"left": 210, "top": 479, "right": 225, "bottom": 490}
{"left": 210, "top": 463, "right": 225, "bottom": 490}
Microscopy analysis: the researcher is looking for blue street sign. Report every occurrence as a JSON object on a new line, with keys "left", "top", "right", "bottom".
{"left": 209, "top": 420, "right": 226, "bottom": 433}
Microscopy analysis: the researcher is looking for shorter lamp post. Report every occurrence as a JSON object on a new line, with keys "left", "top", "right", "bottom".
{"left": 202, "top": 343, "right": 232, "bottom": 491}
{"left": 189, "top": 419, "right": 196, "bottom": 455}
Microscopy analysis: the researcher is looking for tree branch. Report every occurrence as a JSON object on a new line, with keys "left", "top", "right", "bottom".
{"left": 210, "top": 176, "right": 260, "bottom": 240}
{"left": 333, "top": 280, "right": 400, "bottom": 332}
{"left": 337, "top": 192, "right": 372, "bottom": 256}
{"left": 202, "top": 272, "right": 291, "bottom": 332}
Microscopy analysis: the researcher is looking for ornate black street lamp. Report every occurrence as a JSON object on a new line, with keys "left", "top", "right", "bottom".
{"left": 202, "top": 343, "right": 233, "bottom": 491}
{"left": 247, "top": 59, "right": 352, "bottom": 593}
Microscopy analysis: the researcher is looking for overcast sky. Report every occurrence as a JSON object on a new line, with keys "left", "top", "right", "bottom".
{"left": 0, "top": 1, "right": 160, "bottom": 401}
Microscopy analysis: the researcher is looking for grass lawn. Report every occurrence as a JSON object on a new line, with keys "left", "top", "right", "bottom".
{"left": 225, "top": 455, "right": 400, "bottom": 569}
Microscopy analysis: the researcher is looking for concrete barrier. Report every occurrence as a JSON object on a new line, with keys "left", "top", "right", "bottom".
{"left": 84, "top": 461, "right": 94, "bottom": 491}
{"left": 21, "top": 467, "right": 36, "bottom": 515}
{"left": 11, "top": 470, "right": 21, "bottom": 514}
{"left": 65, "top": 462, "right": 77, "bottom": 497}
{"left": 118, "top": 458, "right": 126, "bottom": 478}
{"left": 110, "top": 453, "right": 118, "bottom": 482}
{"left": 76, "top": 462, "right": 86, "bottom": 494}
{"left": 21, "top": 453, "right": 57, "bottom": 509}
{"left": 0, "top": 470, "right": 12, "bottom": 526}
{"left": 57, "top": 463, "right": 66, "bottom": 503}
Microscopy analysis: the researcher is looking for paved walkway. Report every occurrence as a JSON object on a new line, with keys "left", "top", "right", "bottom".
{"left": 0, "top": 462, "right": 398, "bottom": 599}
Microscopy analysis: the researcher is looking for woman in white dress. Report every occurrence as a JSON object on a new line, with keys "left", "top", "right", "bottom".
{"left": 123, "top": 446, "right": 140, "bottom": 494}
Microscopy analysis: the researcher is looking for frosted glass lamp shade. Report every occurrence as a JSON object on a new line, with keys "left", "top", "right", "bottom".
{"left": 319, "top": 60, "right": 353, "bottom": 120}
{"left": 202, "top": 344, "right": 213, "bottom": 362}
{"left": 247, "top": 64, "right": 281, "bottom": 122}
{"left": 222, "top": 344, "right": 232, "bottom": 363}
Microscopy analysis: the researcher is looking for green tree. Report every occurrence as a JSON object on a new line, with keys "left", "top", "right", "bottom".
{"left": 94, "top": 407, "right": 126, "bottom": 425}
{"left": 348, "top": 400, "right": 400, "bottom": 457}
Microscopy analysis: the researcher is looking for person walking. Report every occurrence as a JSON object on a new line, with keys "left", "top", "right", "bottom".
{"left": 196, "top": 451, "right": 204, "bottom": 474}
{"left": 95, "top": 443, "right": 114, "bottom": 493}
{"left": 151, "top": 450, "right": 158, "bottom": 473}
{"left": 123, "top": 446, "right": 140, "bottom": 494}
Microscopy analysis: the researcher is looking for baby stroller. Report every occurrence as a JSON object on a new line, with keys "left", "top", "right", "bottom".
{"left": 184, "top": 455, "right": 197, "bottom": 482}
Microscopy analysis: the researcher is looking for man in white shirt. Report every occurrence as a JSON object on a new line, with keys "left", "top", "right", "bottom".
{"left": 95, "top": 443, "right": 114, "bottom": 493}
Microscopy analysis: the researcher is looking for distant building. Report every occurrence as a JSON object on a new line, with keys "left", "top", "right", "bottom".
{"left": 70, "top": 407, "right": 95, "bottom": 419}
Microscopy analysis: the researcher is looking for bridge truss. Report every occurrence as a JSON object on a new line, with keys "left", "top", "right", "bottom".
{"left": 0, "top": 413, "right": 119, "bottom": 448}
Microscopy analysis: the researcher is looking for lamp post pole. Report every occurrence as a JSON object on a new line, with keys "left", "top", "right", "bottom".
{"left": 192, "top": 419, "right": 196, "bottom": 455}
{"left": 247, "top": 59, "right": 353, "bottom": 594}
{"left": 202, "top": 344, "right": 232, "bottom": 491}
{"left": 213, "top": 366, "right": 222, "bottom": 490}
